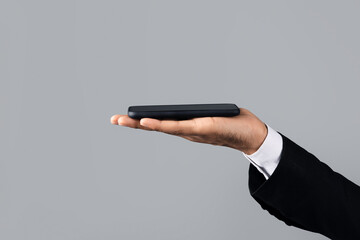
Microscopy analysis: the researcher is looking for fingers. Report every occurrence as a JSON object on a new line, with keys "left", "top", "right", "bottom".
{"left": 111, "top": 115, "right": 205, "bottom": 136}
{"left": 110, "top": 114, "right": 153, "bottom": 131}
{"left": 139, "top": 118, "right": 198, "bottom": 135}
{"left": 110, "top": 115, "right": 121, "bottom": 125}
{"left": 110, "top": 114, "right": 132, "bottom": 126}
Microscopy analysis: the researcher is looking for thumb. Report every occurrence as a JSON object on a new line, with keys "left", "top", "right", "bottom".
{"left": 139, "top": 118, "right": 160, "bottom": 129}
{"left": 139, "top": 118, "right": 197, "bottom": 136}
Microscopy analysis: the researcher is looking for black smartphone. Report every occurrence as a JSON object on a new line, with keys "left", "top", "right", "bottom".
{"left": 128, "top": 103, "right": 240, "bottom": 120}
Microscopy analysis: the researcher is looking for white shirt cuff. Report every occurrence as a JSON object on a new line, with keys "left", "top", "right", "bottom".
{"left": 242, "top": 124, "right": 283, "bottom": 180}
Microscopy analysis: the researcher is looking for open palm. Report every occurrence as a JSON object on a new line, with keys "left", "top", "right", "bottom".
{"left": 110, "top": 108, "right": 267, "bottom": 155}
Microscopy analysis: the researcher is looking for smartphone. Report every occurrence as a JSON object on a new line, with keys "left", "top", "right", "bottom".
{"left": 128, "top": 103, "right": 240, "bottom": 120}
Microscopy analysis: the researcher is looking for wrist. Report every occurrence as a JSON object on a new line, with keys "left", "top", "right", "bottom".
{"left": 242, "top": 122, "right": 268, "bottom": 155}
{"left": 242, "top": 124, "right": 283, "bottom": 178}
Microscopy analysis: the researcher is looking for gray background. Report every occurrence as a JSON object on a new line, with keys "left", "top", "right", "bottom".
{"left": 1, "top": 0, "right": 359, "bottom": 239}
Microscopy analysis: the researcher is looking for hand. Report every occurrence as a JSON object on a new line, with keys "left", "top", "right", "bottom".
{"left": 110, "top": 108, "right": 268, "bottom": 155}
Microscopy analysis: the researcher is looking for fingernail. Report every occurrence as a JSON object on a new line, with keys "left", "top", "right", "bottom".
{"left": 140, "top": 119, "right": 149, "bottom": 127}
{"left": 118, "top": 117, "right": 124, "bottom": 125}
{"left": 110, "top": 115, "right": 117, "bottom": 124}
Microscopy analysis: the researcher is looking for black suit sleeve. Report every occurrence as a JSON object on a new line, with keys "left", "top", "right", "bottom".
{"left": 248, "top": 133, "right": 360, "bottom": 240}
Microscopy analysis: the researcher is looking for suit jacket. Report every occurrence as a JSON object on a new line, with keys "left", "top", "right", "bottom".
{"left": 248, "top": 133, "right": 360, "bottom": 240}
